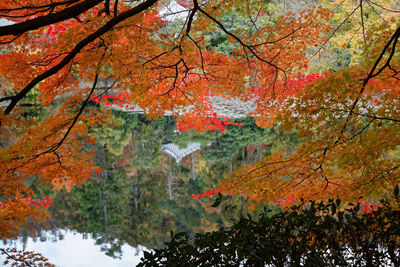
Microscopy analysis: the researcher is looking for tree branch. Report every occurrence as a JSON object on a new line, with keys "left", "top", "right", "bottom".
{"left": 0, "top": 0, "right": 103, "bottom": 37}
{"left": 2, "top": 0, "right": 158, "bottom": 117}
{"left": 197, "top": 6, "right": 285, "bottom": 73}
{"left": 0, "top": 0, "right": 79, "bottom": 13}
{"left": 45, "top": 73, "right": 99, "bottom": 153}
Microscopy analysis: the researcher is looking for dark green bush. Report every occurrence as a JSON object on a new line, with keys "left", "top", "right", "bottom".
{"left": 139, "top": 196, "right": 400, "bottom": 266}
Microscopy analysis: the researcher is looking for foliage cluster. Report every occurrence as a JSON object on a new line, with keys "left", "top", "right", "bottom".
{"left": 139, "top": 194, "right": 400, "bottom": 266}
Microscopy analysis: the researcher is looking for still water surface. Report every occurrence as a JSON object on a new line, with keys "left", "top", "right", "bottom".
{"left": 3, "top": 114, "right": 296, "bottom": 266}
{"left": 4, "top": 231, "right": 146, "bottom": 267}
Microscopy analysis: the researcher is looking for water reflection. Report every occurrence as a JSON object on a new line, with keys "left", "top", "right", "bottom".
{"left": 4, "top": 230, "right": 146, "bottom": 267}
{"left": 7, "top": 112, "right": 298, "bottom": 265}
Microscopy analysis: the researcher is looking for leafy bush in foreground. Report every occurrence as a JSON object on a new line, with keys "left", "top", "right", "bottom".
{"left": 139, "top": 195, "right": 400, "bottom": 266}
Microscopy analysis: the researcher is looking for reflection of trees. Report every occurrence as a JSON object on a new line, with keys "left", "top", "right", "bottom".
{"left": 25, "top": 116, "right": 298, "bottom": 258}
{"left": 27, "top": 156, "right": 223, "bottom": 256}
{"left": 203, "top": 118, "right": 298, "bottom": 163}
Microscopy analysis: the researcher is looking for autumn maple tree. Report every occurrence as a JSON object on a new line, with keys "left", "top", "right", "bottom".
{"left": 0, "top": 0, "right": 399, "bottom": 250}
{"left": 217, "top": 1, "right": 400, "bottom": 207}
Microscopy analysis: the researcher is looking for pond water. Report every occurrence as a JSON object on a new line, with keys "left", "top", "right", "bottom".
{"left": 3, "top": 231, "right": 146, "bottom": 267}
{"left": 3, "top": 113, "right": 297, "bottom": 266}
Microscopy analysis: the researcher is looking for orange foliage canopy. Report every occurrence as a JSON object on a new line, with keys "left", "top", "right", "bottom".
{"left": 218, "top": 19, "right": 400, "bottom": 205}
{"left": 188, "top": 2, "right": 400, "bottom": 208}
{"left": 0, "top": 0, "right": 331, "bottom": 239}
{"left": 0, "top": 0, "right": 398, "bottom": 240}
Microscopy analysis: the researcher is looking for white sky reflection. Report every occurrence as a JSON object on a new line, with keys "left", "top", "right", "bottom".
{"left": 2, "top": 230, "right": 148, "bottom": 267}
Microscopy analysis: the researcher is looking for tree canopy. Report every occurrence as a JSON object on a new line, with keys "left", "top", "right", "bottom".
{"left": 0, "top": 0, "right": 399, "bottom": 258}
